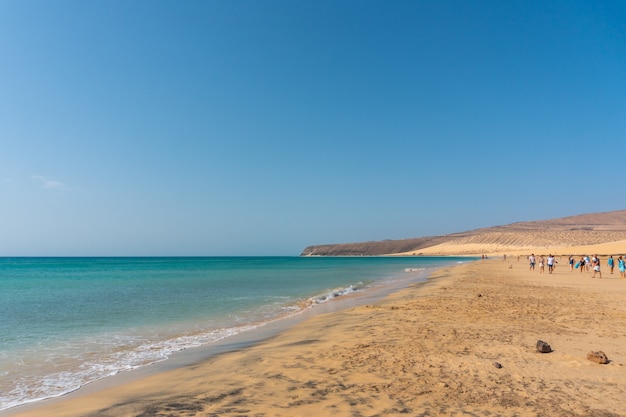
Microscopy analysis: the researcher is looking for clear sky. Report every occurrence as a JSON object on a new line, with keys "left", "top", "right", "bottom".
{"left": 1, "top": 0, "right": 625, "bottom": 256}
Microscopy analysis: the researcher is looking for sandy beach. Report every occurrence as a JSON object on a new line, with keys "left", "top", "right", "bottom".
{"left": 5, "top": 255, "right": 626, "bottom": 417}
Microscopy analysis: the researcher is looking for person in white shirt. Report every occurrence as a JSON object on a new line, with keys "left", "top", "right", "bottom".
{"left": 592, "top": 255, "right": 602, "bottom": 278}
{"left": 547, "top": 255, "right": 556, "bottom": 274}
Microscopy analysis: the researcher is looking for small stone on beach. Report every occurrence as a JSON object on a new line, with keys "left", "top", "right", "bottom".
{"left": 587, "top": 351, "right": 609, "bottom": 364}
{"left": 536, "top": 340, "right": 552, "bottom": 353}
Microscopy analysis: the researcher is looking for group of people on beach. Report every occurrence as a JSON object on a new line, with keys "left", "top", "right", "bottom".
{"left": 527, "top": 254, "right": 557, "bottom": 274}
{"left": 527, "top": 254, "right": 626, "bottom": 279}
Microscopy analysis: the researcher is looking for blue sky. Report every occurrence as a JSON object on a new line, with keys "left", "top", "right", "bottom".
{"left": 1, "top": 0, "right": 625, "bottom": 256}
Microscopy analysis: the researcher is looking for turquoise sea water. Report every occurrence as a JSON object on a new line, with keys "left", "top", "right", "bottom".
{"left": 0, "top": 256, "right": 471, "bottom": 411}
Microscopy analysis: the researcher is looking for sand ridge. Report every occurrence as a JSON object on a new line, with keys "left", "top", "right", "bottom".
{"left": 391, "top": 232, "right": 626, "bottom": 257}
{"left": 6, "top": 258, "right": 626, "bottom": 417}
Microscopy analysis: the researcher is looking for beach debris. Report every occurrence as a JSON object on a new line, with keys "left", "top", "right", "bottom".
{"left": 587, "top": 351, "right": 609, "bottom": 364}
{"left": 477, "top": 293, "right": 482, "bottom": 298}
{"left": 493, "top": 362, "right": 503, "bottom": 369}
{"left": 536, "top": 340, "right": 552, "bottom": 353}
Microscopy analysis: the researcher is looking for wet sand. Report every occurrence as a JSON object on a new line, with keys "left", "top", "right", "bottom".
{"left": 5, "top": 258, "right": 626, "bottom": 416}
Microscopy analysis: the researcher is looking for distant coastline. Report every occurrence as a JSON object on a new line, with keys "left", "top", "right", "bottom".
{"left": 301, "top": 209, "right": 626, "bottom": 257}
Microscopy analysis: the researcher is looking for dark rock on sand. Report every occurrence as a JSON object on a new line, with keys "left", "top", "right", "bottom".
{"left": 536, "top": 340, "right": 552, "bottom": 353}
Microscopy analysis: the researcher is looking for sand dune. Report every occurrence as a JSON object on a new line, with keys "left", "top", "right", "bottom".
{"left": 393, "top": 233, "right": 626, "bottom": 257}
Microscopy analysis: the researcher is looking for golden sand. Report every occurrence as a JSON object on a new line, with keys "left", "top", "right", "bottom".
{"left": 391, "top": 235, "right": 626, "bottom": 258}
{"left": 5, "top": 256, "right": 626, "bottom": 417}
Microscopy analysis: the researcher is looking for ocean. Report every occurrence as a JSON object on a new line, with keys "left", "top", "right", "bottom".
{"left": 0, "top": 256, "right": 471, "bottom": 411}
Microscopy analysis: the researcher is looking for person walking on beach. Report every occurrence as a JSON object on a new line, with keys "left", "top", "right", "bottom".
{"left": 529, "top": 254, "right": 536, "bottom": 271}
{"left": 592, "top": 255, "right": 602, "bottom": 278}
{"left": 539, "top": 256, "right": 545, "bottom": 273}
{"left": 618, "top": 256, "right": 626, "bottom": 279}
{"left": 584, "top": 256, "right": 591, "bottom": 271}
{"left": 569, "top": 256, "right": 574, "bottom": 272}
{"left": 547, "top": 255, "right": 556, "bottom": 274}
{"left": 608, "top": 255, "right": 615, "bottom": 274}
{"left": 579, "top": 256, "right": 586, "bottom": 274}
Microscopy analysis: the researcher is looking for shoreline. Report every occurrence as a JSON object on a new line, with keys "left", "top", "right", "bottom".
{"left": 5, "top": 258, "right": 626, "bottom": 416}
{"left": 1, "top": 265, "right": 443, "bottom": 417}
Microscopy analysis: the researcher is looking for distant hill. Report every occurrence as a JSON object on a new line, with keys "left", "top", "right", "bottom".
{"left": 300, "top": 209, "right": 626, "bottom": 256}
